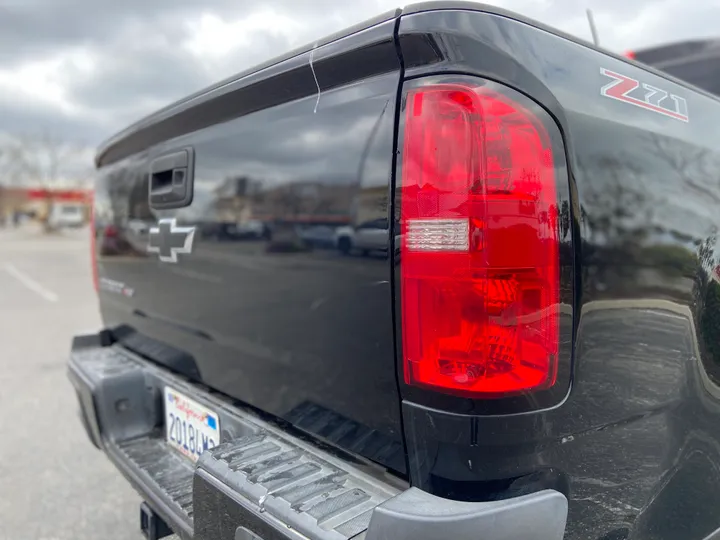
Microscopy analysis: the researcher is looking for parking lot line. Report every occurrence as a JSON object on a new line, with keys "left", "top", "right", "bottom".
{"left": 3, "top": 262, "right": 59, "bottom": 303}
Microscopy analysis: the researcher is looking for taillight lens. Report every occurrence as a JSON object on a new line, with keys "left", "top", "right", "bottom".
{"left": 400, "top": 81, "right": 560, "bottom": 398}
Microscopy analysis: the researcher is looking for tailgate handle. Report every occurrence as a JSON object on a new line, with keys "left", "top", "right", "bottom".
{"left": 149, "top": 148, "right": 194, "bottom": 210}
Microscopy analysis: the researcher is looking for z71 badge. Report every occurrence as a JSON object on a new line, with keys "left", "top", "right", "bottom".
{"left": 600, "top": 68, "right": 689, "bottom": 123}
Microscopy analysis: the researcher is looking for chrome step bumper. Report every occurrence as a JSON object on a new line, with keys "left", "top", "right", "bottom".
{"left": 68, "top": 333, "right": 568, "bottom": 540}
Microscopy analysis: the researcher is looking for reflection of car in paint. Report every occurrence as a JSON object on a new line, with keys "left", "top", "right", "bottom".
{"left": 233, "top": 219, "right": 266, "bottom": 239}
{"left": 127, "top": 219, "right": 149, "bottom": 235}
{"left": 98, "top": 224, "right": 147, "bottom": 257}
{"left": 298, "top": 224, "right": 338, "bottom": 249}
{"left": 336, "top": 218, "right": 389, "bottom": 255}
{"left": 205, "top": 220, "right": 268, "bottom": 240}
{"left": 48, "top": 204, "right": 85, "bottom": 229}
{"left": 97, "top": 225, "right": 125, "bottom": 256}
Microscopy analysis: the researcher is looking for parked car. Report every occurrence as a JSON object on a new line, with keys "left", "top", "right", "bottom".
{"left": 48, "top": 203, "right": 85, "bottom": 229}
{"left": 68, "top": 4, "right": 720, "bottom": 540}
{"left": 297, "top": 224, "right": 338, "bottom": 249}
{"left": 335, "top": 218, "right": 389, "bottom": 255}
{"left": 233, "top": 219, "right": 266, "bottom": 239}
{"left": 127, "top": 219, "right": 150, "bottom": 235}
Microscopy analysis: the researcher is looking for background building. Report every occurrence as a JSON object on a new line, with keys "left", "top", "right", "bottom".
{"left": 0, "top": 186, "right": 92, "bottom": 225}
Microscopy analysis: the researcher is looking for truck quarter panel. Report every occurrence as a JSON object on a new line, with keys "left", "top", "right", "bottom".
{"left": 396, "top": 7, "right": 720, "bottom": 540}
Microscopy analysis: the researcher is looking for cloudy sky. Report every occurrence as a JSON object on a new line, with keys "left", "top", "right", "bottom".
{"left": 1, "top": 0, "right": 718, "bottom": 158}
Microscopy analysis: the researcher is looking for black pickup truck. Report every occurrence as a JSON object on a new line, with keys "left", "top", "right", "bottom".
{"left": 68, "top": 3, "right": 720, "bottom": 539}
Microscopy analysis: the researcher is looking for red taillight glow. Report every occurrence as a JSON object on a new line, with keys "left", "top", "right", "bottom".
{"left": 90, "top": 203, "right": 99, "bottom": 292}
{"left": 400, "top": 82, "right": 560, "bottom": 398}
{"left": 624, "top": 50, "right": 636, "bottom": 60}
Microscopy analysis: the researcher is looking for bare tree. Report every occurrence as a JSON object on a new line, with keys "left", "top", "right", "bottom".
{"left": 8, "top": 134, "right": 87, "bottom": 231}
{"left": 21, "top": 133, "right": 85, "bottom": 184}
{"left": 0, "top": 140, "right": 29, "bottom": 186}
{"left": 0, "top": 139, "right": 33, "bottom": 226}
{"left": 645, "top": 132, "right": 720, "bottom": 205}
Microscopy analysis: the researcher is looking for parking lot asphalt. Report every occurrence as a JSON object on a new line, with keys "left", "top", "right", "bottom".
{"left": 0, "top": 225, "right": 149, "bottom": 540}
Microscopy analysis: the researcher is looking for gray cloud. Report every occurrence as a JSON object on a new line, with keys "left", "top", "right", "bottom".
{"left": 1, "top": 0, "right": 718, "bottom": 154}
{"left": 0, "top": 0, "right": 253, "bottom": 66}
{"left": 0, "top": 0, "right": 390, "bottom": 146}
{"left": 0, "top": 0, "right": 376, "bottom": 68}
{"left": 0, "top": 91, "right": 106, "bottom": 145}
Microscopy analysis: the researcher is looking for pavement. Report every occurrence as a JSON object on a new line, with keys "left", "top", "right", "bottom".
{"left": 0, "top": 224, "right": 149, "bottom": 540}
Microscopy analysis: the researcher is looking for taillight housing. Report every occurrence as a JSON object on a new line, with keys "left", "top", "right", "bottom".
{"left": 400, "top": 78, "right": 562, "bottom": 399}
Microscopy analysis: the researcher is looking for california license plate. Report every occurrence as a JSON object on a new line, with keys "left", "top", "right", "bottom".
{"left": 164, "top": 387, "right": 220, "bottom": 462}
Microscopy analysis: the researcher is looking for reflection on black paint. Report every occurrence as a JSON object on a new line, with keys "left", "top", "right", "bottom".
{"left": 398, "top": 8, "right": 720, "bottom": 540}
{"left": 95, "top": 32, "right": 406, "bottom": 476}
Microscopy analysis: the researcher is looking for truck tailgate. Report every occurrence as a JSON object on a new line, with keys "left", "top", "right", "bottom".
{"left": 92, "top": 16, "right": 406, "bottom": 474}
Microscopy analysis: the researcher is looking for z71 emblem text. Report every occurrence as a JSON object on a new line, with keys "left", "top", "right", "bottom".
{"left": 600, "top": 68, "right": 689, "bottom": 122}
{"left": 148, "top": 218, "right": 196, "bottom": 263}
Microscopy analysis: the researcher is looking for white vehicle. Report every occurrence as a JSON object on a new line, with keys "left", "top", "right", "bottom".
{"left": 235, "top": 219, "right": 265, "bottom": 238}
{"left": 335, "top": 218, "right": 389, "bottom": 255}
{"left": 127, "top": 219, "right": 149, "bottom": 235}
{"left": 48, "top": 203, "right": 85, "bottom": 229}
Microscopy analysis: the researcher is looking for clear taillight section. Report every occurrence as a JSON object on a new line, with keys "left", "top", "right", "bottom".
{"left": 400, "top": 81, "right": 560, "bottom": 398}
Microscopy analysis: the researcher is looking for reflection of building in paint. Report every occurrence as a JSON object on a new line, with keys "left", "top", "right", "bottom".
{"left": 0, "top": 186, "right": 92, "bottom": 224}
{"left": 127, "top": 174, "right": 153, "bottom": 220}
{"left": 213, "top": 176, "right": 259, "bottom": 225}
{"left": 355, "top": 185, "right": 387, "bottom": 226}
{"left": 213, "top": 177, "right": 354, "bottom": 226}
{"left": 261, "top": 182, "right": 352, "bottom": 223}
{"left": 208, "top": 178, "right": 391, "bottom": 231}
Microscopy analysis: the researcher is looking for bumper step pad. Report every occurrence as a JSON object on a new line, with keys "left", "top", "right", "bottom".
{"left": 194, "top": 433, "right": 399, "bottom": 540}
{"left": 113, "top": 437, "right": 196, "bottom": 521}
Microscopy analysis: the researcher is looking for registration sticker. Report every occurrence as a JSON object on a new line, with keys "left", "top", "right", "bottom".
{"left": 164, "top": 387, "right": 220, "bottom": 462}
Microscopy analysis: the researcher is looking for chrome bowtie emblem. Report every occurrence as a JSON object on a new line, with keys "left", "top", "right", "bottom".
{"left": 148, "top": 218, "right": 196, "bottom": 263}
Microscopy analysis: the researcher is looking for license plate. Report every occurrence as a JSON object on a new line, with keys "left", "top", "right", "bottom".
{"left": 164, "top": 387, "right": 220, "bottom": 462}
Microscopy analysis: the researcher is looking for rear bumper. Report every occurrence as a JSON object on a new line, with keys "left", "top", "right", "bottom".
{"left": 68, "top": 332, "right": 568, "bottom": 540}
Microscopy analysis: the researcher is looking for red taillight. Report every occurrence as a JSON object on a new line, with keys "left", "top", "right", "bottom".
{"left": 625, "top": 50, "right": 636, "bottom": 60}
{"left": 400, "top": 81, "right": 560, "bottom": 398}
{"left": 90, "top": 203, "right": 99, "bottom": 292}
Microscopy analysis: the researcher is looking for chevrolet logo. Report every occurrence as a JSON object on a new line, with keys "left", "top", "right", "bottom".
{"left": 148, "top": 218, "right": 196, "bottom": 263}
